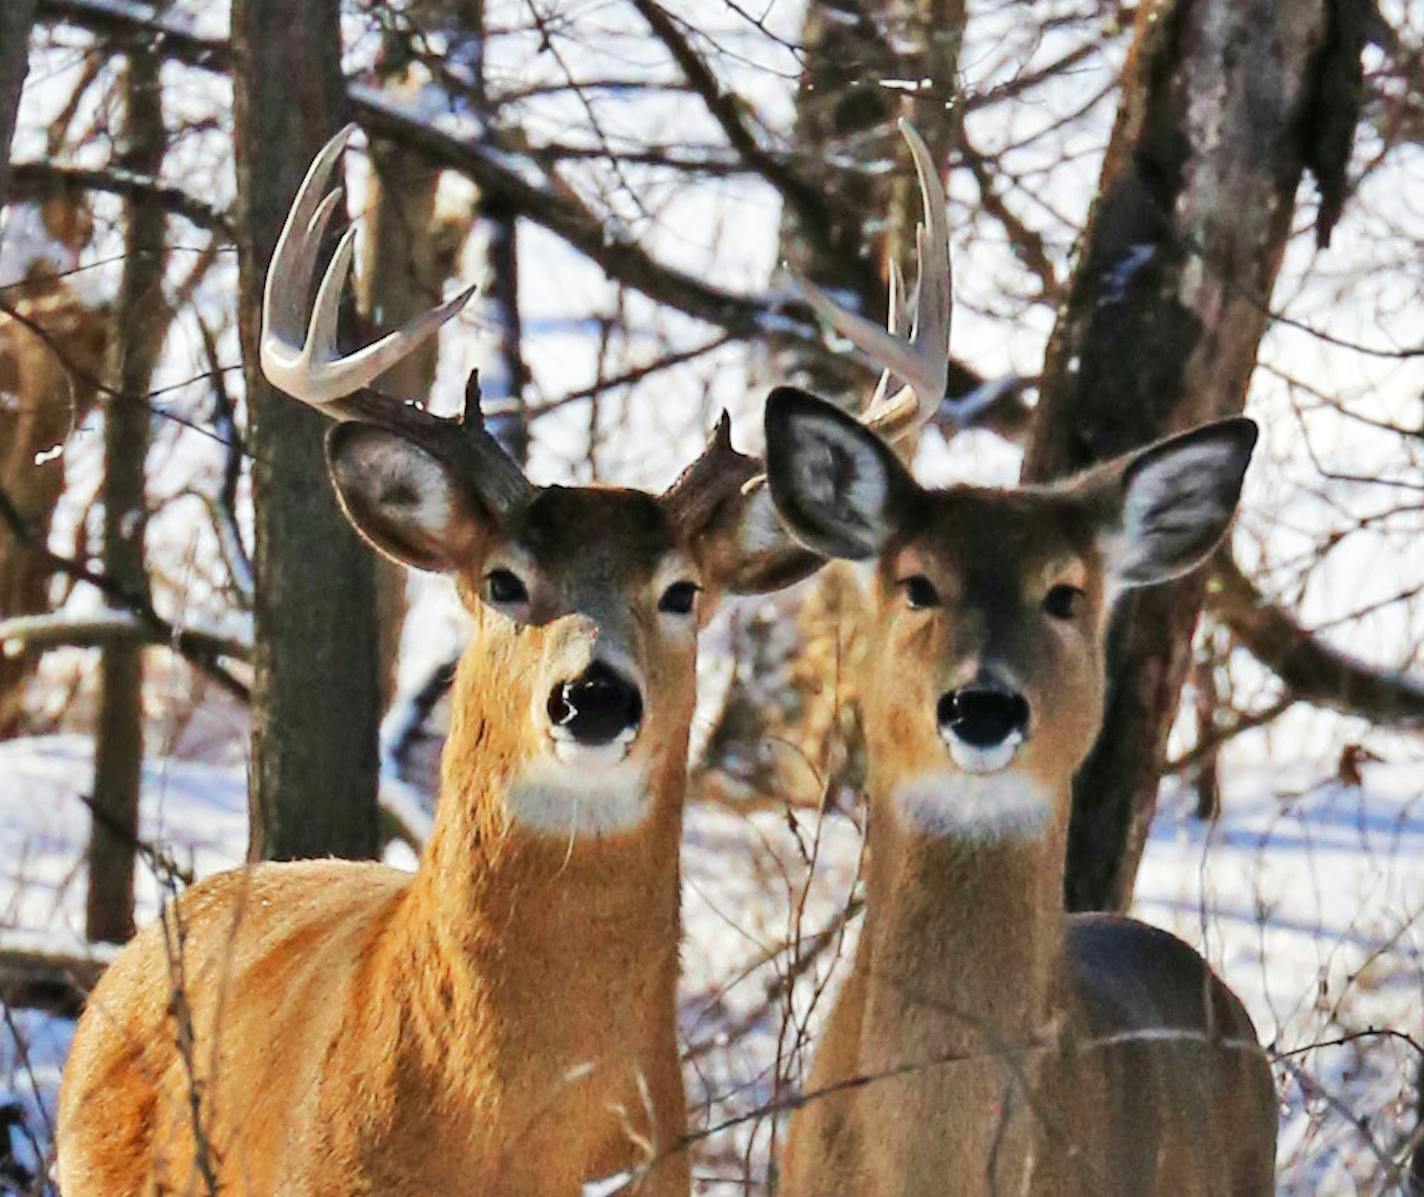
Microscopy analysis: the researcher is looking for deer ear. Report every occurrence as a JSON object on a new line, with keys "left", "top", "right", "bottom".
{"left": 763, "top": 386, "right": 917, "bottom": 561}
{"left": 325, "top": 424, "right": 494, "bottom": 572}
{"left": 1103, "top": 418, "right": 1257, "bottom": 586}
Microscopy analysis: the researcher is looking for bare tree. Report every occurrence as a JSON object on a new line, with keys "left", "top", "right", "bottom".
{"left": 1021, "top": 0, "right": 1367, "bottom": 911}
{"left": 86, "top": 44, "right": 168, "bottom": 944}
{"left": 232, "top": 0, "right": 380, "bottom": 860}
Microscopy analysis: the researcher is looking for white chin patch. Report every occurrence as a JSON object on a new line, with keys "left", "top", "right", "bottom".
{"left": 504, "top": 740, "right": 650, "bottom": 837}
{"left": 945, "top": 730, "right": 1023, "bottom": 775}
{"left": 892, "top": 766, "right": 1051, "bottom": 842}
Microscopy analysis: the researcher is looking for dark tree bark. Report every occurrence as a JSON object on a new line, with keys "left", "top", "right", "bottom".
{"left": 0, "top": 0, "right": 36, "bottom": 214}
{"left": 232, "top": 0, "right": 380, "bottom": 861}
{"left": 480, "top": 205, "right": 529, "bottom": 465}
{"left": 1021, "top": 0, "right": 1366, "bottom": 912}
{"left": 86, "top": 46, "right": 165, "bottom": 945}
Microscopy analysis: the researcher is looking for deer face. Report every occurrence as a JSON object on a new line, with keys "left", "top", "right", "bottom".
{"left": 763, "top": 387, "right": 1256, "bottom": 841}
{"left": 257, "top": 126, "right": 820, "bottom": 839}
{"left": 456, "top": 486, "right": 708, "bottom": 775}
{"left": 324, "top": 415, "right": 805, "bottom": 836}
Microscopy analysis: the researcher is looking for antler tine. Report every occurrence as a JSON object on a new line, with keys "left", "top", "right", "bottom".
{"left": 260, "top": 124, "right": 485, "bottom": 412}
{"left": 869, "top": 257, "right": 911, "bottom": 409}
{"left": 662, "top": 411, "right": 760, "bottom": 535}
{"left": 792, "top": 118, "right": 952, "bottom": 445}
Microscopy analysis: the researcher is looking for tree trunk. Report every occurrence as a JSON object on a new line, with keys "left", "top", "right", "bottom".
{"left": 0, "top": 0, "right": 36, "bottom": 215}
{"left": 696, "top": 0, "right": 967, "bottom": 809}
{"left": 232, "top": 0, "right": 380, "bottom": 861}
{"left": 480, "top": 205, "right": 529, "bottom": 464}
{"left": 85, "top": 46, "right": 165, "bottom": 945}
{"left": 1021, "top": 0, "right": 1364, "bottom": 912}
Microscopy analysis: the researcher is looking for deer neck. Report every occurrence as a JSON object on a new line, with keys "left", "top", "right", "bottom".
{"left": 383, "top": 639, "right": 687, "bottom": 1095}
{"left": 859, "top": 769, "right": 1070, "bottom": 1068}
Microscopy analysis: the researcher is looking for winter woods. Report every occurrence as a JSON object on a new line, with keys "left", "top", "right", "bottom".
{"left": 2, "top": 0, "right": 1423, "bottom": 1192}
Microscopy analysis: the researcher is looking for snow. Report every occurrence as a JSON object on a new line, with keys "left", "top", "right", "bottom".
{"left": 1, "top": 735, "right": 1419, "bottom": 1192}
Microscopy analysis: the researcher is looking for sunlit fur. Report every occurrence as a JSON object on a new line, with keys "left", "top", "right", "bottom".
{"left": 780, "top": 483, "right": 1276, "bottom": 1197}
{"left": 57, "top": 486, "right": 747, "bottom": 1197}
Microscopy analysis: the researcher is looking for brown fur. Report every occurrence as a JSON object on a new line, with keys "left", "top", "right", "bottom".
{"left": 780, "top": 484, "right": 1276, "bottom": 1196}
{"left": 56, "top": 485, "right": 769, "bottom": 1196}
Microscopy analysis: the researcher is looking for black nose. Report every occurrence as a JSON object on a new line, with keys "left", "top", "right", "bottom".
{"left": 937, "top": 687, "right": 1030, "bottom": 747}
{"left": 547, "top": 662, "right": 644, "bottom": 746}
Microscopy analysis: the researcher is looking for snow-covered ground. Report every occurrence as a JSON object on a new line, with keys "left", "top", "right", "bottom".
{"left": 1, "top": 734, "right": 1419, "bottom": 1193}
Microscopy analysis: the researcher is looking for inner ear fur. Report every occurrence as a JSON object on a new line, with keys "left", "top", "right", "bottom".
{"left": 325, "top": 424, "right": 495, "bottom": 573}
{"left": 1080, "top": 417, "right": 1257, "bottom": 587}
{"left": 763, "top": 386, "right": 919, "bottom": 561}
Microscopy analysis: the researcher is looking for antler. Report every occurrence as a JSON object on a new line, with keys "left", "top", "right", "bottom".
{"left": 260, "top": 125, "right": 534, "bottom": 517}
{"left": 791, "top": 118, "right": 951, "bottom": 446}
{"left": 261, "top": 124, "right": 482, "bottom": 409}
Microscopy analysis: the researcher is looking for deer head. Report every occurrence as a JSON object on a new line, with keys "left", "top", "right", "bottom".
{"left": 260, "top": 126, "right": 803, "bottom": 836}
{"left": 761, "top": 387, "right": 1255, "bottom": 838}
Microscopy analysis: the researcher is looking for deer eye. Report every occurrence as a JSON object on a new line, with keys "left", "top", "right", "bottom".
{"left": 658, "top": 580, "right": 699, "bottom": 616}
{"left": 900, "top": 575, "right": 941, "bottom": 609}
{"left": 1043, "top": 583, "right": 1085, "bottom": 621}
{"left": 485, "top": 568, "right": 529, "bottom": 605}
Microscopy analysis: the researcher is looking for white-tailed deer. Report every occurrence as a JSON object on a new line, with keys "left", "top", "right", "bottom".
{"left": 760, "top": 134, "right": 1277, "bottom": 1195}
{"left": 55, "top": 127, "right": 805, "bottom": 1197}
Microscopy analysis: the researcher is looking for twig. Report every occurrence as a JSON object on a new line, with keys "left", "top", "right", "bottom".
{"left": 0, "top": 485, "right": 250, "bottom": 701}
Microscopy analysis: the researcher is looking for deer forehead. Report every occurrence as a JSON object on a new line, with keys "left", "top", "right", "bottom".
{"left": 503, "top": 487, "right": 686, "bottom": 584}
{"left": 885, "top": 488, "right": 1103, "bottom": 596}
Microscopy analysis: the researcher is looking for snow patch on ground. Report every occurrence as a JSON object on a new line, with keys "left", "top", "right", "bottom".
{"left": 1, "top": 737, "right": 1419, "bottom": 1193}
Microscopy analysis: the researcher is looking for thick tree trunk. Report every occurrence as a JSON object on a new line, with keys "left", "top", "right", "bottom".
{"left": 1021, "top": 0, "right": 1363, "bottom": 912}
{"left": 232, "top": 0, "right": 380, "bottom": 861}
{"left": 86, "top": 47, "right": 165, "bottom": 945}
{"left": 0, "top": 0, "right": 36, "bottom": 215}
{"left": 696, "top": 0, "right": 966, "bottom": 808}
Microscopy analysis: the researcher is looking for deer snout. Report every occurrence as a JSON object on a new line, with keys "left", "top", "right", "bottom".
{"left": 546, "top": 662, "right": 644, "bottom": 748}
{"left": 937, "top": 683, "right": 1030, "bottom": 774}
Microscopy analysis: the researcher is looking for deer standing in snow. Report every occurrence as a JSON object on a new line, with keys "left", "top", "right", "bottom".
{"left": 760, "top": 125, "right": 1277, "bottom": 1196}
{"left": 56, "top": 126, "right": 805, "bottom": 1197}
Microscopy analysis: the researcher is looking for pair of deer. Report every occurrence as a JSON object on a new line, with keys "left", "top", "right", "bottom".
{"left": 56, "top": 123, "right": 1275, "bottom": 1195}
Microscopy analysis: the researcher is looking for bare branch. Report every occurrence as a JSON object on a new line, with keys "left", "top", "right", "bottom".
{"left": 8, "top": 160, "right": 233, "bottom": 235}
{"left": 0, "top": 943, "right": 108, "bottom": 1018}
{"left": 0, "top": 611, "right": 250, "bottom": 661}
{"left": 0, "top": 484, "right": 250, "bottom": 701}
{"left": 1208, "top": 553, "right": 1424, "bottom": 728}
